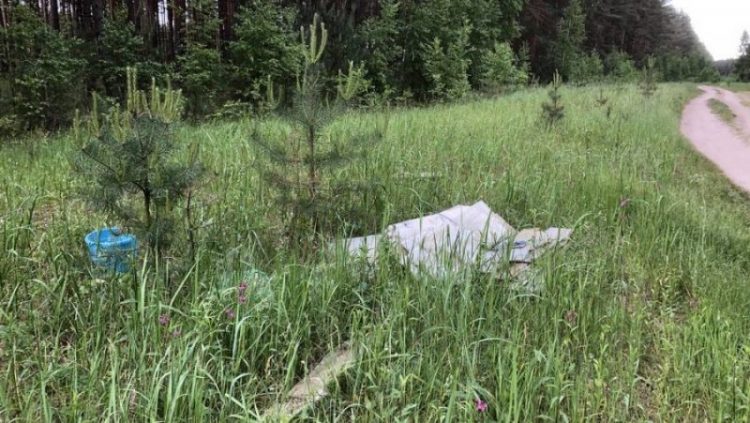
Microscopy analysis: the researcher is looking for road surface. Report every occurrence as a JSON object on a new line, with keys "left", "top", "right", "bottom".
{"left": 680, "top": 86, "right": 750, "bottom": 193}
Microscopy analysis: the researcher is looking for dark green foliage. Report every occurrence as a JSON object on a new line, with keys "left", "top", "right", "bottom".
{"left": 421, "top": 23, "right": 472, "bottom": 101}
{"left": 656, "top": 54, "right": 719, "bottom": 82}
{"left": 604, "top": 51, "right": 638, "bottom": 82}
{"left": 92, "top": 13, "right": 153, "bottom": 99}
{"left": 0, "top": 0, "right": 725, "bottom": 135}
{"left": 227, "top": 2, "right": 301, "bottom": 104}
{"left": 569, "top": 51, "right": 604, "bottom": 84}
{"left": 380, "top": 0, "right": 524, "bottom": 101}
{"left": 177, "top": 44, "right": 227, "bottom": 119}
{"left": 0, "top": 7, "right": 85, "bottom": 133}
{"left": 553, "top": 0, "right": 586, "bottom": 82}
{"left": 351, "top": 0, "right": 403, "bottom": 95}
{"left": 479, "top": 42, "right": 529, "bottom": 93}
{"left": 542, "top": 72, "right": 565, "bottom": 127}
{"left": 520, "top": 0, "right": 716, "bottom": 83}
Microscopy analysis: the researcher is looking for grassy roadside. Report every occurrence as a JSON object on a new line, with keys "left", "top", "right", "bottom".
{"left": 2, "top": 83, "right": 750, "bottom": 421}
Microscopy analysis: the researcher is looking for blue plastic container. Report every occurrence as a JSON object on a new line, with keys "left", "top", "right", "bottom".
{"left": 85, "top": 228, "right": 137, "bottom": 273}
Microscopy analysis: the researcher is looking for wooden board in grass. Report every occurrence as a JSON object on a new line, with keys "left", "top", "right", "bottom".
{"left": 262, "top": 343, "right": 354, "bottom": 421}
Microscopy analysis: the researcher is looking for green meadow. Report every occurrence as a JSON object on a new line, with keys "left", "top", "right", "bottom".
{"left": 3, "top": 83, "right": 750, "bottom": 421}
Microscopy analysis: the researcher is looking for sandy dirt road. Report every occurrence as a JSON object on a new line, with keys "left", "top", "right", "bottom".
{"left": 680, "top": 86, "right": 750, "bottom": 193}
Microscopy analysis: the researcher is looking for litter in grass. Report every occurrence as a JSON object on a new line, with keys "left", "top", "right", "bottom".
{"left": 262, "top": 343, "right": 354, "bottom": 421}
{"left": 338, "top": 201, "right": 572, "bottom": 290}
{"left": 84, "top": 227, "right": 137, "bottom": 273}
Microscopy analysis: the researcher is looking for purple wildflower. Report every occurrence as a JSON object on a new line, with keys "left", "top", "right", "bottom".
{"left": 238, "top": 294, "right": 247, "bottom": 304}
{"left": 475, "top": 398, "right": 488, "bottom": 413}
{"left": 158, "top": 314, "right": 170, "bottom": 326}
{"left": 225, "top": 308, "right": 236, "bottom": 319}
{"left": 171, "top": 328, "right": 182, "bottom": 338}
{"left": 238, "top": 281, "right": 248, "bottom": 294}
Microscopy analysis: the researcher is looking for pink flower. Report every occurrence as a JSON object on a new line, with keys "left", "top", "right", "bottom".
{"left": 238, "top": 294, "right": 247, "bottom": 304}
{"left": 171, "top": 328, "right": 182, "bottom": 338}
{"left": 238, "top": 281, "right": 248, "bottom": 294}
{"left": 158, "top": 314, "right": 170, "bottom": 326}
{"left": 475, "top": 398, "right": 488, "bottom": 413}
{"left": 225, "top": 308, "right": 236, "bottom": 319}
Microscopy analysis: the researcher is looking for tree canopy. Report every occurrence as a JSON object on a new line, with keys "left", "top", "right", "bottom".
{"left": 0, "top": 0, "right": 722, "bottom": 133}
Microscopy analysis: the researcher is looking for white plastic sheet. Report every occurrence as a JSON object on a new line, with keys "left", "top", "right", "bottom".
{"left": 340, "top": 201, "right": 572, "bottom": 283}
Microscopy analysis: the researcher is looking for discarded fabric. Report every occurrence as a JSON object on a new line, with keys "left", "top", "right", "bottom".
{"left": 339, "top": 201, "right": 572, "bottom": 287}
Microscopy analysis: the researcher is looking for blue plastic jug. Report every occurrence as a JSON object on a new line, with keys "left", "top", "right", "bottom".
{"left": 85, "top": 228, "right": 137, "bottom": 273}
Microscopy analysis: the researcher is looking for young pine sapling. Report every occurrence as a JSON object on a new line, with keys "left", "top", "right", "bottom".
{"left": 251, "top": 14, "right": 384, "bottom": 251}
{"left": 74, "top": 68, "right": 204, "bottom": 255}
{"left": 542, "top": 71, "right": 565, "bottom": 127}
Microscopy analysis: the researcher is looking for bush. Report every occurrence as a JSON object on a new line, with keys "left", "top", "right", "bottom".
{"left": 351, "top": 0, "right": 404, "bottom": 95}
{"left": 604, "top": 51, "right": 638, "bottom": 82}
{"left": 569, "top": 51, "right": 603, "bottom": 84}
{"left": 479, "top": 42, "right": 529, "bottom": 93}
{"left": 422, "top": 23, "right": 472, "bottom": 101}
{"left": 177, "top": 44, "right": 227, "bottom": 119}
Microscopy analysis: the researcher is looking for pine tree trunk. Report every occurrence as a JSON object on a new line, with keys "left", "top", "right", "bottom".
{"left": 0, "top": 0, "right": 6, "bottom": 29}
{"left": 307, "top": 123, "right": 318, "bottom": 233}
{"left": 50, "top": 0, "right": 60, "bottom": 30}
{"left": 166, "top": 0, "right": 174, "bottom": 59}
{"left": 92, "top": 0, "right": 104, "bottom": 37}
{"left": 174, "top": 0, "right": 184, "bottom": 54}
{"left": 221, "top": 0, "right": 234, "bottom": 43}
{"left": 146, "top": 0, "right": 157, "bottom": 48}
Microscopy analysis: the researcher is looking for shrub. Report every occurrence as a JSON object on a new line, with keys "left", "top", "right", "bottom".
{"left": 604, "top": 50, "right": 638, "bottom": 82}
{"left": 479, "top": 42, "right": 529, "bottom": 93}
{"left": 177, "top": 43, "right": 227, "bottom": 119}
{"left": 570, "top": 51, "right": 604, "bottom": 84}
{"left": 422, "top": 23, "right": 472, "bottom": 101}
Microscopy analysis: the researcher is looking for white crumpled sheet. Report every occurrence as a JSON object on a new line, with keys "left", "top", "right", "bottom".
{"left": 339, "top": 201, "right": 572, "bottom": 287}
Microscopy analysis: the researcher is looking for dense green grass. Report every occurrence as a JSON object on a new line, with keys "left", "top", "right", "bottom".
{"left": 709, "top": 98, "right": 737, "bottom": 123}
{"left": 3, "top": 83, "right": 750, "bottom": 421}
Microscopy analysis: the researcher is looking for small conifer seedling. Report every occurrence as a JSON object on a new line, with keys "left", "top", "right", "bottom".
{"left": 542, "top": 71, "right": 565, "bottom": 127}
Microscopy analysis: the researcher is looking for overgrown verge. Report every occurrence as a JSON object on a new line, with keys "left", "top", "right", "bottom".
{"left": 3, "top": 84, "right": 750, "bottom": 421}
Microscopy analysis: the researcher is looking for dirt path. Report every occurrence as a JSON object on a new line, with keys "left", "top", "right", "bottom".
{"left": 680, "top": 86, "right": 750, "bottom": 193}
